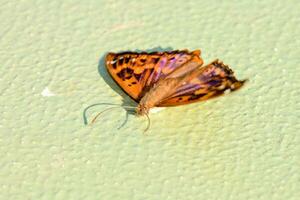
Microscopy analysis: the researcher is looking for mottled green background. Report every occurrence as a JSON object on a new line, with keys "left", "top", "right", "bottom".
{"left": 0, "top": 0, "right": 299, "bottom": 199}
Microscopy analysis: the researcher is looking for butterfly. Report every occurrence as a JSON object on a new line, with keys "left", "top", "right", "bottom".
{"left": 105, "top": 49, "right": 246, "bottom": 116}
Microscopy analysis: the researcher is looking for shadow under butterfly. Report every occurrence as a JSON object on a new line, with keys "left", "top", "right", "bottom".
{"left": 84, "top": 48, "right": 247, "bottom": 133}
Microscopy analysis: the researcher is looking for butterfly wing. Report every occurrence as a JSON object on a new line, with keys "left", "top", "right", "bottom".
{"left": 105, "top": 50, "right": 203, "bottom": 101}
{"left": 158, "top": 60, "right": 246, "bottom": 106}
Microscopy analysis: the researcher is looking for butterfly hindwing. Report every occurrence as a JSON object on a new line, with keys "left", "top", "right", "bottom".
{"left": 158, "top": 60, "right": 246, "bottom": 106}
{"left": 105, "top": 50, "right": 203, "bottom": 101}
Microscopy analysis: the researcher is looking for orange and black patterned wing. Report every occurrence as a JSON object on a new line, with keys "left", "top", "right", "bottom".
{"left": 105, "top": 50, "right": 203, "bottom": 101}
{"left": 158, "top": 60, "right": 246, "bottom": 106}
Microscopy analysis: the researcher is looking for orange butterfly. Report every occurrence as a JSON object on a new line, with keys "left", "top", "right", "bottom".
{"left": 105, "top": 49, "right": 246, "bottom": 116}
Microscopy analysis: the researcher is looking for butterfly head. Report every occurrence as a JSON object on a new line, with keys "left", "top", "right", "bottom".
{"left": 136, "top": 104, "right": 149, "bottom": 116}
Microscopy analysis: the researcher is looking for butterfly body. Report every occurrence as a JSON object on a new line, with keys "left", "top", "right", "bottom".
{"left": 137, "top": 78, "right": 183, "bottom": 115}
{"left": 105, "top": 50, "right": 246, "bottom": 116}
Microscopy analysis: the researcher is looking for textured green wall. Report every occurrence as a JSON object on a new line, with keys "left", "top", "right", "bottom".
{"left": 0, "top": 0, "right": 299, "bottom": 199}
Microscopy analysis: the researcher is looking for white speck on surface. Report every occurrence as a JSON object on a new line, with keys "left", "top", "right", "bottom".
{"left": 41, "top": 87, "right": 55, "bottom": 97}
{"left": 150, "top": 107, "right": 165, "bottom": 114}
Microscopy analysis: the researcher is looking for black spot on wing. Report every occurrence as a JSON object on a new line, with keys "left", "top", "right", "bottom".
{"left": 124, "top": 57, "right": 130, "bottom": 63}
{"left": 139, "top": 58, "right": 147, "bottom": 66}
{"left": 112, "top": 61, "right": 117, "bottom": 69}
{"left": 188, "top": 93, "right": 206, "bottom": 101}
{"left": 118, "top": 57, "right": 124, "bottom": 65}
{"left": 117, "top": 68, "right": 134, "bottom": 80}
{"left": 133, "top": 73, "right": 142, "bottom": 81}
{"left": 152, "top": 57, "right": 160, "bottom": 64}
{"left": 176, "top": 97, "right": 183, "bottom": 102}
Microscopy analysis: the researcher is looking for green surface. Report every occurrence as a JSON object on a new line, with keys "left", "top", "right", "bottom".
{"left": 0, "top": 0, "right": 299, "bottom": 199}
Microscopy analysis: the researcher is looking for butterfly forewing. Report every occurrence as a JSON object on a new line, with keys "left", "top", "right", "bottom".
{"left": 105, "top": 50, "right": 203, "bottom": 101}
{"left": 158, "top": 60, "right": 246, "bottom": 106}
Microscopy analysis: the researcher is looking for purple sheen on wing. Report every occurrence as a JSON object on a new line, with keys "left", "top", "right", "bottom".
{"left": 165, "top": 58, "right": 177, "bottom": 70}
{"left": 166, "top": 54, "right": 181, "bottom": 70}
{"left": 153, "top": 67, "right": 162, "bottom": 82}
{"left": 145, "top": 52, "right": 196, "bottom": 87}
{"left": 158, "top": 58, "right": 167, "bottom": 67}
{"left": 171, "top": 83, "right": 202, "bottom": 97}
{"left": 207, "top": 79, "right": 221, "bottom": 86}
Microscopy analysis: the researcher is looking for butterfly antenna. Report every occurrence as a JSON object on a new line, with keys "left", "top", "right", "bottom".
{"left": 143, "top": 112, "right": 151, "bottom": 134}
{"left": 88, "top": 105, "right": 150, "bottom": 133}
{"left": 91, "top": 107, "right": 118, "bottom": 124}
{"left": 83, "top": 103, "right": 124, "bottom": 125}
{"left": 90, "top": 106, "right": 136, "bottom": 124}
